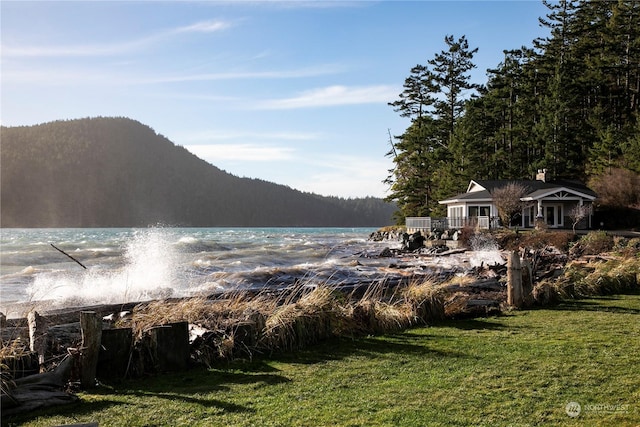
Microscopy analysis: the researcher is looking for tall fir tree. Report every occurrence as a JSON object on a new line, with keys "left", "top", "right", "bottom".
{"left": 386, "top": 35, "right": 478, "bottom": 218}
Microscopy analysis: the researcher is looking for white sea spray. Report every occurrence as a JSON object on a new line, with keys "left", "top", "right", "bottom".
{"left": 25, "top": 228, "right": 183, "bottom": 306}
{"left": 468, "top": 233, "right": 505, "bottom": 267}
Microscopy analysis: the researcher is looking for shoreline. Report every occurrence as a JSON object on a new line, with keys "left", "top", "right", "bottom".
{"left": 1, "top": 229, "right": 638, "bottom": 417}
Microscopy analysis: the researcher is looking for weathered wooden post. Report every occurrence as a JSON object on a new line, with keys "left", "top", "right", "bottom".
{"left": 27, "top": 310, "right": 47, "bottom": 369}
{"left": 80, "top": 311, "right": 102, "bottom": 389}
{"left": 521, "top": 259, "right": 533, "bottom": 307}
{"left": 98, "top": 327, "right": 133, "bottom": 380}
{"left": 0, "top": 312, "right": 6, "bottom": 328}
{"left": 147, "top": 321, "right": 189, "bottom": 372}
{"left": 507, "top": 251, "right": 523, "bottom": 308}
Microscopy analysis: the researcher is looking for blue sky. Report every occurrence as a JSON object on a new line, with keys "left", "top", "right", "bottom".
{"left": 1, "top": 1, "right": 550, "bottom": 198}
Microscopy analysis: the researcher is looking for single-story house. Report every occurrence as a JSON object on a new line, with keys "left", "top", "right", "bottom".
{"left": 437, "top": 170, "right": 597, "bottom": 229}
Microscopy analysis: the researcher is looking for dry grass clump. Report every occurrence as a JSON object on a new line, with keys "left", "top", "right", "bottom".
{"left": 0, "top": 339, "right": 29, "bottom": 360}
{"left": 614, "top": 237, "right": 640, "bottom": 258}
{"left": 401, "top": 278, "right": 446, "bottom": 323}
{"left": 127, "top": 291, "right": 278, "bottom": 338}
{"left": 443, "top": 292, "right": 472, "bottom": 317}
{"left": 1, "top": 362, "right": 16, "bottom": 404}
{"left": 531, "top": 279, "right": 563, "bottom": 305}
{"left": 259, "top": 285, "right": 339, "bottom": 353}
{"left": 339, "top": 280, "right": 413, "bottom": 334}
{"left": 556, "top": 257, "right": 639, "bottom": 298}
{"left": 128, "top": 297, "right": 217, "bottom": 339}
{"left": 346, "top": 299, "right": 413, "bottom": 335}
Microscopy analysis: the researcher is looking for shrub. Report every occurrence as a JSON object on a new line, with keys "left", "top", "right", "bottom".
{"left": 561, "top": 257, "right": 639, "bottom": 297}
{"left": 588, "top": 168, "right": 640, "bottom": 208}
{"left": 491, "top": 182, "right": 528, "bottom": 227}
{"left": 457, "top": 226, "right": 476, "bottom": 249}
{"left": 569, "top": 231, "right": 614, "bottom": 258}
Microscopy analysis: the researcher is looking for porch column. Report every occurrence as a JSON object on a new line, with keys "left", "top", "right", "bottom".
{"left": 536, "top": 200, "right": 543, "bottom": 218}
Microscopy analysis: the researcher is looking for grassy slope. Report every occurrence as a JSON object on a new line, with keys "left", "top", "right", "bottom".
{"left": 5, "top": 293, "right": 639, "bottom": 427}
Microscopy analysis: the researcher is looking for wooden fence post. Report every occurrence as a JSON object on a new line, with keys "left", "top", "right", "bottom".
{"left": 27, "top": 310, "right": 47, "bottom": 369}
{"left": 521, "top": 259, "right": 533, "bottom": 307}
{"left": 80, "top": 311, "right": 102, "bottom": 389}
{"left": 97, "top": 327, "right": 133, "bottom": 380}
{"left": 148, "top": 322, "right": 189, "bottom": 372}
{"left": 507, "top": 251, "right": 523, "bottom": 308}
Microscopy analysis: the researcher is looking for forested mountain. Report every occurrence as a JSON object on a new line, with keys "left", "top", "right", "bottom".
{"left": 0, "top": 117, "right": 396, "bottom": 227}
{"left": 386, "top": 0, "right": 640, "bottom": 220}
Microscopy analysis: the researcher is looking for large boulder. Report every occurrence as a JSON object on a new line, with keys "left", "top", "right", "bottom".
{"left": 402, "top": 232, "right": 426, "bottom": 251}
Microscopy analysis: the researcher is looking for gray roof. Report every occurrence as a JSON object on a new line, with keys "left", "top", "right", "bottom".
{"left": 474, "top": 179, "right": 596, "bottom": 197}
{"left": 440, "top": 179, "right": 597, "bottom": 204}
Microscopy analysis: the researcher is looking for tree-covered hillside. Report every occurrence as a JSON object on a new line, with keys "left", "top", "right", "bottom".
{"left": 0, "top": 117, "right": 396, "bottom": 227}
{"left": 386, "top": 0, "right": 640, "bottom": 220}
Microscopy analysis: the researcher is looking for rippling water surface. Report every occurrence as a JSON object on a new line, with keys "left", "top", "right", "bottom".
{"left": 0, "top": 228, "right": 398, "bottom": 313}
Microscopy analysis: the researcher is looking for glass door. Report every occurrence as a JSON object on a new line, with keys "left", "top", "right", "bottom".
{"left": 544, "top": 205, "right": 563, "bottom": 227}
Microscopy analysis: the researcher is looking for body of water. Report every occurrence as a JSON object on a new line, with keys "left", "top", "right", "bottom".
{"left": 0, "top": 227, "right": 402, "bottom": 314}
{"left": 0, "top": 227, "right": 505, "bottom": 318}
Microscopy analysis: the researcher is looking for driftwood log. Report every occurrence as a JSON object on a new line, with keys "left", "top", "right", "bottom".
{"left": 1, "top": 355, "right": 78, "bottom": 416}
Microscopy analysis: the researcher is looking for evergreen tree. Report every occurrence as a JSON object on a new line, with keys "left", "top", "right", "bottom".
{"left": 534, "top": 0, "right": 586, "bottom": 179}
{"left": 386, "top": 0, "right": 640, "bottom": 220}
{"left": 386, "top": 35, "right": 478, "bottom": 219}
{"left": 428, "top": 35, "right": 479, "bottom": 149}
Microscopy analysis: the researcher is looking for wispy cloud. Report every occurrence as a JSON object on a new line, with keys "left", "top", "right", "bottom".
{"left": 2, "top": 19, "right": 233, "bottom": 57}
{"left": 176, "top": 130, "right": 322, "bottom": 144}
{"left": 295, "top": 155, "right": 392, "bottom": 198}
{"left": 183, "top": 143, "right": 296, "bottom": 162}
{"left": 139, "top": 64, "right": 345, "bottom": 84}
{"left": 2, "top": 64, "right": 344, "bottom": 87}
{"left": 202, "top": 1, "right": 368, "bottom": 10}
{"left": 254, "top": 85, "right": 399, "bottom": 109}
{"left": 173, "top": 20, "right": 232, "bottom": 34}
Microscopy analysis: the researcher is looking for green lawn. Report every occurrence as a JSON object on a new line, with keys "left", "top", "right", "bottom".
{"left": 5, "top": 293, "right": 639, "bottom": 427}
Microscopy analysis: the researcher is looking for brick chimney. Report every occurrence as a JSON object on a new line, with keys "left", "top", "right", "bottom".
{"left": 536, "top": 169, "right": 550, "bottom": 182}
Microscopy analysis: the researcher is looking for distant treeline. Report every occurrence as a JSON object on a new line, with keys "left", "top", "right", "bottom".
{"left": 0, "top": 117, "right": 396, "bottom": 228}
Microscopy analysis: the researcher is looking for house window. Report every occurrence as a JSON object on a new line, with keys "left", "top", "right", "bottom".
{"left": 448, "top": 206, "right": 464, "bottom": 228}
{"left": 526, "top": 206, "right": 535, "bottom": 227}
{"left": 544, "top": 204, "right": 563, "bottom": 227}
{"left": 449, "top": 206, "right": 463, "bottom": 218}
{"left": 468, "top": 206, "right": 490, "bottom": 217}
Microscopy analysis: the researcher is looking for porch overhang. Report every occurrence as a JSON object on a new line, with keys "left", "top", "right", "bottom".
{"left": 521, "top": 186, "right": 597, "bottom": 202}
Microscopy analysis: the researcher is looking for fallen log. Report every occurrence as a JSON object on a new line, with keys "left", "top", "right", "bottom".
{"left": 0, "top": 325, "right": 29, "bottom": 342}
{"left": 2, "top": 355, "right": 78, "bottom": 416}
{"left": 441, "top": 278, "right": 504, "bottom": 293}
